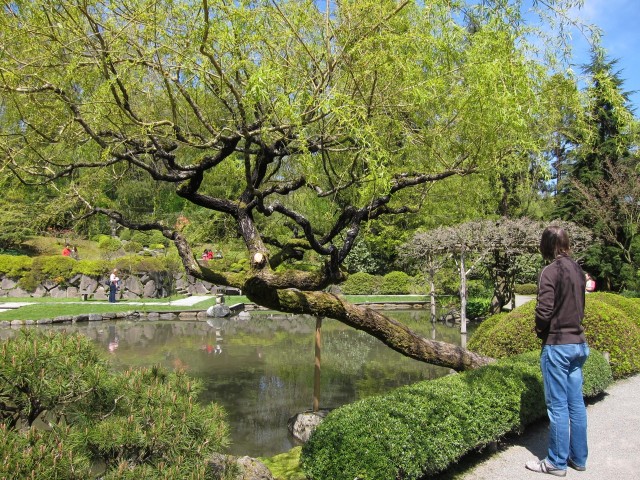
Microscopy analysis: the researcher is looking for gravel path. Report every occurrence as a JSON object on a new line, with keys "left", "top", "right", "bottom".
{"left": 458, "top": 374, "right": 640, "bottom": 479}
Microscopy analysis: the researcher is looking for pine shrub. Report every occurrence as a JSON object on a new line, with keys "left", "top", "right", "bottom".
{"left": 0, "top": 330, "right": 229, "bottom": 479}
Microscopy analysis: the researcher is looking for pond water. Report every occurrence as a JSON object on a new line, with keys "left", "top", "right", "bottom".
{"left": 36, "top": 310, "right": 474, "bottom": 458}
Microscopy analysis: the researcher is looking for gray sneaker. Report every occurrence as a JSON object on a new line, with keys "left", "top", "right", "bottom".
{"left": 568, "top": 458, "right": 586, "bottom": 471}
{"left": 525, "top": 459, "right": 567, "bottom": 477}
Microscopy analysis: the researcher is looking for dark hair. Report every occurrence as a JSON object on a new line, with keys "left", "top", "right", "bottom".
{"left": 539, "top": 225, "right": 571, "bottom": 261}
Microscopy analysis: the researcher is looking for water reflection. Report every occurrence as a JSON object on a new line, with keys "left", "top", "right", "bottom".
{"left": 29, "top": 310, "right": 474, "bottom": 457}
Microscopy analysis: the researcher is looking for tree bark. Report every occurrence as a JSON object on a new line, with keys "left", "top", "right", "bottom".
{"left": 243, "top": 282, "right": 494, "bottom": 372}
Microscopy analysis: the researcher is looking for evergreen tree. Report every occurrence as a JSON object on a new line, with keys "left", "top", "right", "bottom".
{"left": 555, "top": 48, "right": 639, "bottom": 290}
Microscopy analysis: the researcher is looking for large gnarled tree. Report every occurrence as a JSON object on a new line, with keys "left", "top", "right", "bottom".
{"left": 0, "top": 0, "right": 585, "bottom": 370}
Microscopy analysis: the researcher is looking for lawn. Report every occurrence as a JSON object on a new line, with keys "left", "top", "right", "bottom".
{"left": 0, "top": 295, "right": 249, "bottom": 321}
{"left": 0, "top": 295, "right": 429, "bottom": 321}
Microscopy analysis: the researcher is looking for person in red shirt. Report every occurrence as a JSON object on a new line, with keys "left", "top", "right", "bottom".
{"left": 61, "top": 245, "right": 71, "bottom": 256}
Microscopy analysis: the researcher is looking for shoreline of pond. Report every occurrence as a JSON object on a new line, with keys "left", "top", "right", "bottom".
{"left": 0, "top": 299, "right": 461, "bottom": 328}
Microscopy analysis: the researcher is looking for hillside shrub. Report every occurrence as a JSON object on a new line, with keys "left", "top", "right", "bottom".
{"left": 514, "top": 283, "right": 538, "bottom": 295}
{"left": 1, "top": 254, "right": 183, "bottom": 293}
{"left": 341, "top": 272, "right": 381, "bottom": 295}
{"left": 123, "top": 240, "right": 143, "bottom": 253}
{"left": 98, "top": 237, "right": 122, "bottom": 258}
{"left": 468, "top": 294, "right": 640, "bottom": 378}
{"left": 71, "top": 259, "right": 111, "bottom": 277}
{"left": 380, "top": 271, "right": 412, "bottom": 295}
{"left": 301, "top": 350, "right": 611, "bottom": 480}
{"left": 0, "top": 330, "right": 229, "bottom": 479}
{"left": 0, "top": 254, "right": 33, "bottom": 278}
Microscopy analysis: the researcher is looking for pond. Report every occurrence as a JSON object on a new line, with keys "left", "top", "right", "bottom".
{"left": 36, "top": 310, "right": 474, "bottom": 458}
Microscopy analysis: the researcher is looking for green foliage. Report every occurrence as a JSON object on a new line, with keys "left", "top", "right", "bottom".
{"left": 468, "top": 294, "right": 640, "bottom": 378}
{"left": 344, "top": 240, "right": 384, "bottom": 275}
{"left": 13, "top": 255, "right": 78, "bottom": 290}
{"left": 581, "top": 348, "right": 614, "bottom": 397}
{"left": 379, "top": 271, "right": 412, "bottom": 295}
{"left": 514, "top": 283, "right": 538, "bottom": 295}
{"left": 260, "top": 447, "right": 305, "bottom": 480}
{"left": 467, "top": 279, "right": 493, "bottom": 298}
{"left": 72, "top": 259, "right": 111, "bottom": 277}
{"left": 0, "top": 330, "right": 229, "bottom": 479}
{"left": 98, "top": 237, "right": 122, "bottom": 258}
{"left": 123, "top": 241, "right": 143, "bottom": 253}
{"left": 341, "top": 272, "right": 381, "bottom": 295}
{"left": 130, "top": 231, "right": 169, "bottom": 248}
{"left": 301, "top": 350, "right": 610, "bottom": 480}
{"left": 0, "top": 254, "right": 33, "bottom": 277}
{"left": 466, "top": 298, "right": 492, "bottom": 319}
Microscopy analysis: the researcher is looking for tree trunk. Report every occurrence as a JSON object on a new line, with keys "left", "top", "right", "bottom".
{"left": 246, "top": 284, "right": 494, "bottom": 372}
{"left": 459, "top": 250, "right": 467, "bottom": 335}
{"left": 313, "top": 316, "right": 322, "bottom": 412}
{"left": 429, "top": 273, "right": 437, "bottom": 324}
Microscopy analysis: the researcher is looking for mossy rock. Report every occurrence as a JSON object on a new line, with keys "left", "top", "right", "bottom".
{"left": 468, "top": 294, "right": 640, "bottom": 379}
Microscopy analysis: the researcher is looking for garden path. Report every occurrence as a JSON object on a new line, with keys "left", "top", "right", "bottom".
{"left": 0, "top": 295, "right": 210, "bottom": 313}
{"left": 460, "top": 374, "right": 640, "bottom": 479}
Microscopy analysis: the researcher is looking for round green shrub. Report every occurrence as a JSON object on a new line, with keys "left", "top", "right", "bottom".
{"left": 468, "top": 294, "right": 640, "bottom": 378}
{"left": 98, "top": 236, "right": 122, "bottom": 255}
{"left": 123, "top": 240, "right": 143, "bottom": 253}
{"left": 340, "top": 272, "right": 381, "bottom": 295}
{"left": 380, "top": 271, "right": 412, "bottom": 295}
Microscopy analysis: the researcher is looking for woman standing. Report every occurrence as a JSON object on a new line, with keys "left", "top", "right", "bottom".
{"left": 525, "top": 226, "right": 590, "bottom": 476}
{"left": 109, "top": 268, "right": 120, "bottom": 303}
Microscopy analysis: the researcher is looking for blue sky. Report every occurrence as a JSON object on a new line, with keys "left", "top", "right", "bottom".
{"left": 569, "top": 0, "right": 640, "bottom": 113}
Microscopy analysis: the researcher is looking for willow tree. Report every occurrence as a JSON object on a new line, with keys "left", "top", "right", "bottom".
{"left": 0, "top": 0, "right": 584, "bottom": 371}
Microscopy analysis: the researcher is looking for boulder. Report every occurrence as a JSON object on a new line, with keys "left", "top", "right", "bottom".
{"left": 207, "top": 304, "right": 230, "bottom": 318}
{"left": 143, "top": 279, "right": 157, "bottom": 298}
{"left": 207, "top": 453, "right": 274, "bottom": 480}
{"left": 124, "top": 275, "right": 144, "bottom": 295}
{"left": 8, "top": 287, "right": 30, "bottom": 298}
{"left": 288, "top": 409, "right": 331, "bottom": 443}
{"left": 79, "top": 275, "right": 98, "bottom": 293}
{"left": 1, "top": 277, "right": 17, "bottom": 290}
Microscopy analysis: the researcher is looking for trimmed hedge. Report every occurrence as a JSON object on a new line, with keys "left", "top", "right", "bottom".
{"left": 514, "top": 283, "right": 537, "bottom": 295}
{"left": 468, "top": 294, "right": 640, "bottom": 379}
{"left": 301, "top": 350, "right": 612, "bottom": 480}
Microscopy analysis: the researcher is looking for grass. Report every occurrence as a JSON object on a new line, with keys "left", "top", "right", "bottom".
{"left": 0, "top": 295, "right": 250, "bottom": 321}
{"left": 259, "top": 447, "right": 305, "bottom": 480}
{"left": 0, "top": 294, "right": 433, "bottom": 322}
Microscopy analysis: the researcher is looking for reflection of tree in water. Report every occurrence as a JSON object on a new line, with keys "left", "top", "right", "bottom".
{"left": 322, "top": 329, "right": 373, "bottom": 376}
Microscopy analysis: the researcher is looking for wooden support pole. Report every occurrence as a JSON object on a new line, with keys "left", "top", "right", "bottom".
{"left": 313, "top": 316, "right": 323, "bottom": 412}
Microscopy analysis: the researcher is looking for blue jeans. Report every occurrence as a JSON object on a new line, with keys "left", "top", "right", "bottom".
{"left": 109, "top": 283, "right": 117, "bottom": 303}
{"left": 541, "top": 343, "right": 590, "bottom": 470}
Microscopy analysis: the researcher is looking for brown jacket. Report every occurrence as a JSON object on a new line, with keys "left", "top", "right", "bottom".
{"left": 535, "top": 254, "right": 587, "bottom": 345}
